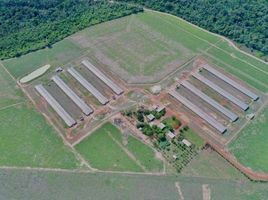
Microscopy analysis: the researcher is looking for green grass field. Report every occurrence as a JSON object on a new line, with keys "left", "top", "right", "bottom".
{"left": 183, "top": 129, "right": 205, "bottom": 149}
{"left": 75, "top": 123, "right": 143, "bottom": 172}
{"left": 1, "top": 168, "right": 268, "bottom": 200}
{"left": 181, "top": 148, "right": 245, "bottom": 180}
{"left": 76, "top": 122, "right": 163, "bottom": 172}
{"left": 2, "top": 39, "right": 83, "bottom": 78}
{"left": 0, "top": 65, "right": 24, "bottom": 108}
{"left": 0, "top": 104, "right": 80, "bottom": 168}
{"left": 229, "top": 106, "right": 268, "bottom": 173}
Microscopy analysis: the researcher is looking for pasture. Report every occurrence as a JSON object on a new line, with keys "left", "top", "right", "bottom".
{"left": 2, "top": 39, "right": 83, "bottom": 78}
{"left": 75, "top": 122, "right": 163, "bottom": 172}
{"left": 229, "top": 105, "right": 268, "bottom": 173}
{"left": 0, "top": 168, "right": 268, "bottom": 200}
{"left": 0, "top": 104, "right": 80, "bottom": 168}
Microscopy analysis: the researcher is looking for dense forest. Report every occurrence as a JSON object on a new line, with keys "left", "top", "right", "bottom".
{"left": 118, "top": 0, "right": 268, "bottom": 57}
{"left": 0, "top": 0, "right": 142, "bottom": 59}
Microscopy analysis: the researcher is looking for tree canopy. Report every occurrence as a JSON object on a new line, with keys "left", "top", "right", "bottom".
{"left": 0, "top": 0, "right": 142, "bottom": 59}
{"left": 118, "top": 0, "right": 268, "bottom": 57}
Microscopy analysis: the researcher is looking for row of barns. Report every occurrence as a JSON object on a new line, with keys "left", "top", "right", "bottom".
{"left": 169, "top": 64, "right": 259, "bottom": 134}
{"left": 35, "top": 59, "right": 124, "bottom": 127}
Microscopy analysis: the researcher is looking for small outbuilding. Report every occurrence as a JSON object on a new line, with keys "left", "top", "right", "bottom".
{"left": 156, "top": 105, "right": 165, "bottom": 113}
{"left": 182, "top": 139, "right": 191, "bottom": 147}
{"left": 166, "top": 131, "right": 175, "bottom": 140}
{"left": 146, "top": 114, "right": 155, "bottom": 122}
{"left": 158, "top": 123, "right": 166, "bottom": 130}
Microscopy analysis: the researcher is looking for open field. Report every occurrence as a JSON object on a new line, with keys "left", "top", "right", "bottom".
{"left": 1, "top": 168, "right": 268, "bottom": 200}
{"left": 75, "top": 123, "right": 143, "bottom": 172}
{"left": 229, "top": 105, "right": 268, "bottom": 173}
{"left": 76, "top": 122, "right": 163, "bottom": 172}
{"left": 181, "top": 148, "right": 245, "bottom": 180}
{"left": 0, "top": 64, "right": 24, "bottom": 108}
{"left": 2, "top": 39, "right": 83, "bottom": 78}
{"left": 0, "top": 104, "right": 80, "bottom": 168}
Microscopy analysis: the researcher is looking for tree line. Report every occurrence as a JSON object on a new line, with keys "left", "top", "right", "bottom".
{"left": 0, "top": 0, "right": 143, "bottom": 59}
{"left": 118, "top": 0, "right": 268, "bottom": 57}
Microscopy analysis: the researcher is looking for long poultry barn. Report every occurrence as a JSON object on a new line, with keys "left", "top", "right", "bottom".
{"left": 81, "top": 60, "right": 124, "bottom": 95}
{"left": 67, "top": 67, "right": 109, "bottom": 105}
{"left": 52, "top": 75, "right": 93, "bottom": 116}
{"left": 169, "top": 90, "right": 227, "bottom": 133}
{"left": 193, "top": 73, "right": 249, "bottom": 111}
{"left": 202, "top": 64, "right": 259, "bottom": 101}
{"left": 35, "top": 84, "right": 76, "bottom": 127}
{"left": 180, "top": 80, "right": 238, "bottom": 122}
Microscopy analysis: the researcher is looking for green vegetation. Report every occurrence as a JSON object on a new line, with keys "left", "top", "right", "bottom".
{"left": 119, "top": 0, "right": 268, "bottom": 58}
{"left": 229, "top": 106, "right": 268, "bottom": 173}
{"left": 0, "top": 104, "right": 80, "bottom": 168}
{"left": 3, "top": 168, "right": 268, "bottom": 200}
{"left": 0, "top": 64, "right": 24, "bottom": 108}
{"left": 163, "top": 116, "right": 181, "bottom": 130}
{"left": 75, "top": 123, "right": 143, "bottom": 172}
{"left": 0, "top": 0, "right": 142, "bottom": 59}
{"left": 182, "top": 148, "right": 245, "bottom": 180}
{"left": 76, "top": 122, "right": 163, "bottom": 172}
{"left": 125, "top": 136, "right": 163, "bottom": 172}
{"left": 180, "top": 128, "right": 205, "bottom": 149}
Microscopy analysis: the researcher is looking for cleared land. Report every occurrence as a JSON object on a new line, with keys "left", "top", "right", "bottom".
{"left": 75, "top": 122, "right": 163, "bottom": 172}
{"left": 0, "top": 64, "right": 24, "bottom": 108}
{"left": 0, "top": 168, "right": 268, "bottom": 200}
{"left": 0, "top": 104, "right": 80, "bottom": 168}
{"left": 2, "top": 11, "right": 267, "bottom": 88}
{"left": 75, "top": 123, "right": 143, "bottom": 172}
{"left": 229, "top": 106, "right": 268, "bottom": 173}
{"left": 2, "top": 39, "right": 83, "bottom": 78}
{"left": 181, "top": 148, "right": 245, "bottom": 180}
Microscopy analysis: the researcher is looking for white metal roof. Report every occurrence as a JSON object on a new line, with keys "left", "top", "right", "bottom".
{"left": 193, "top": 73, "right": 249, "bottom": 111}
{"left": 82, "top": 60, "right": 123, "bottom": 95}
{"left": 52, "top": 75, "right": 93, "bottom": 116}
{"left": 181, "top": 80, "right": 238, "bottom": 122}
{"left": 35, "top": 84, "right": 76, "bottom": 127}
{"left": 169, "top": 90, "right": 227, "bottom": 133}
{"left": 203, "top": 64, "right": 259, "bottom": 101}
{"left": 67, "top": 68, "right": 109, "bottom": 105}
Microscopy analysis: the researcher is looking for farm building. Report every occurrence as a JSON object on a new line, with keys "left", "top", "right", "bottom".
{"left": 169, "top": 90, "right": 227, "bottom": 133}
{"left": 35, "top": 84, "right": 76, "bottom": 127}
{"left": 82, "top": 60, "right": 123, "bottom": 95}
{"left": 52, "top": 75, "right": 93, "bottom": 116}
{"left": 158, "top": 123, "right": 166, "bottom": 130}
{"left": 182, "top": 139, "right": 191, "bottom": 147}
{"left": 193, "top": 73, "right": 249, "bottom": 111}
{"left": 180, "top": 80, "right": 238, "bottom": 122}
{"left": 167, "top": 131, "right": 175, "bottom": 140}
{"left": 146, "top": 114, "right": 155, "bottom": 122}
{"left": 67, "top": 67, "right": 109, "bottom": 105}
{"left": 202, "top": 64, "right": 259, "bottom": 101}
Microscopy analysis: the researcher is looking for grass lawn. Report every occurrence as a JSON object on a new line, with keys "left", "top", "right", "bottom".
{"left": 0, "top": 104, "right": 80, "bottom": 168}
{"left": 181, "top": 148, "right": 245, "bottom": 180}
{"left": 125, "top": 136, "right": 163, "bottom": 172}
{"left": 163, "top": 117, "right": 181, "bottom": 130}
{"left": 229, "top": 106, "right": 268, "bottom": 173}
{"left": 105, "top": 122, "right": 163, "bottom": 172}
{"left": 0, "top": 65, "right": 24, "bottom": 108}
{"left": 183, "top": 129, "right": 205, "bottom": 149}
{"left": 75, "top": 123, "right": 143, "bottom": 172}
{"left": 2, "top": 39, "right": 83, "bottom": 78}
